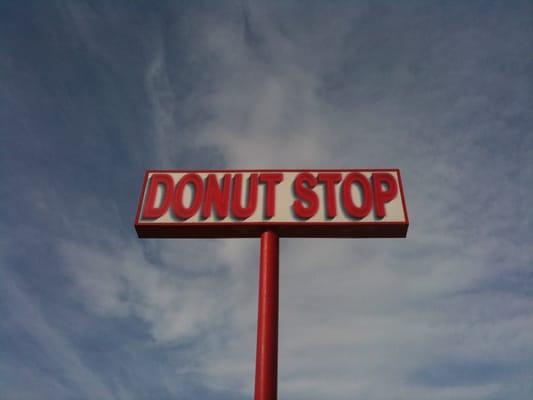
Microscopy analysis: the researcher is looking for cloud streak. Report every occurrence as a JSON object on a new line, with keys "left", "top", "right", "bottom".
{"left": 1, "top": 1, "right": 532, "bottom": 399}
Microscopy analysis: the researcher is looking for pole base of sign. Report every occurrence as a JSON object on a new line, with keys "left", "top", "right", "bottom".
{"left": 254, "top": 230, "right": 279, "bottom": 400}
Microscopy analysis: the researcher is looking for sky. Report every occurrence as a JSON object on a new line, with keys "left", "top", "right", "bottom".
{"left": 1, "top": 1, "right": 532, "bottom": 399}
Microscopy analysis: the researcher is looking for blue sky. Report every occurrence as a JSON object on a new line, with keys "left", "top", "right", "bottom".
{"left": 1, "top": 1, "right": 532, "bottom": 399}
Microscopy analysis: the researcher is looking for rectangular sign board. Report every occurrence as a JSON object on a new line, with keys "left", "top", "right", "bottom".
{"left": 135, "top": 169, "right": 408, "bottom": 238}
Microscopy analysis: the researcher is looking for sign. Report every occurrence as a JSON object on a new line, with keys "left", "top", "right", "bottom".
{"left": 135, "top": 168, "right": 409, "bottom": 399}
{"left": 135, "top": 169, "right": 408, "bottom": 238}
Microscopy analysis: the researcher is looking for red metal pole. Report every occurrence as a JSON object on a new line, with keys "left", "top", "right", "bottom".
{"left": 254, "top": 230, "right": 279, "bottom": 400}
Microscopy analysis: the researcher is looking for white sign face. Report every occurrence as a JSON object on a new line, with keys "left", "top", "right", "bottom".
{"left": 135, "top": 169, "right": 408, "bottom": 238}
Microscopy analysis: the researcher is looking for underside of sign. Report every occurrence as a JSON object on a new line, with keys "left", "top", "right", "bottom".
{"left": 135, "top": 169, "right": 409, "bottom": 238}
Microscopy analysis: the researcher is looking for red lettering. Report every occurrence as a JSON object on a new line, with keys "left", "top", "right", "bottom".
{"left": 292, "top": 172, "right": 319, "bottom": 219}
{"left": 142, "top": 174, "right": 173, "bottom": 219}
{"left": 342, "top": 172, "right": 372, "bottom": 219}
{"left": 202, "top": 173, "right": 231, "bottom": 219}
{"left": 258, "top": 173, "right": 283, "bottom": 219}
{"left": 231, "top": 173, "right": 259, "bottom": 219}
{"left": 372, "top": 172, "right": 398, "bottom": 218}
{"left": 172, "top": 173, "right": 203, "bottom": 220}
{"left": 317, "top": 173, "right": 342, "bottom": 219}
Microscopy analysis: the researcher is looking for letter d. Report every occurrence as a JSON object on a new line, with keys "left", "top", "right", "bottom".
{"left": 142, "top": 174, "right": 173, "bottom": 219}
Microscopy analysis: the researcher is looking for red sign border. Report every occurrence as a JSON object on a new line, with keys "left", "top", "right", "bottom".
{"left": 135, "top": 169, "right": 409, "bottom": 238}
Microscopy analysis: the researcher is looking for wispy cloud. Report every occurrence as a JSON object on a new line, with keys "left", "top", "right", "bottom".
{"left": 1, "top": 1, "right": 532, "bottom": 399}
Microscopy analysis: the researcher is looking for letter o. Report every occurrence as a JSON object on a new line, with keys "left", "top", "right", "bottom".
{"left": 172, "top": 173, "right": 204, "bottom": 220}
{"left": 342, "top": 172, "right": 372, "bottom": 219}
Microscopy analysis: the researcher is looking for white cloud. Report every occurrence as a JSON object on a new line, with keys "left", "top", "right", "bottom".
{"left": 46, "top": 2, "right": 533, "bottom": 399}
{"left": 0, "top": 268, "right": 116, "bottom": 399}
